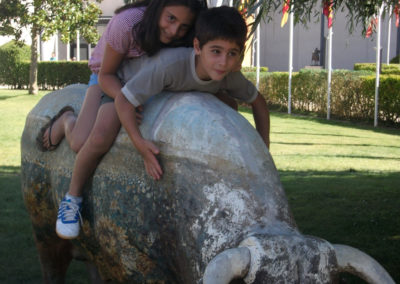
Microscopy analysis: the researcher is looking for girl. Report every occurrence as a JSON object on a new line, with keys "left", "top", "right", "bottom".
{"left": 38, "top": 0, "right": 207, "bottom": 240}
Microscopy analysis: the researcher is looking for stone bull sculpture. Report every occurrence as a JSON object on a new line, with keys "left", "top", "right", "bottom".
{"left": 21, "top": 84, "right": 394, "bottom": 283}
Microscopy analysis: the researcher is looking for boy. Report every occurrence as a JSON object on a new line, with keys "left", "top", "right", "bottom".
{"left": 115, "top": 6, "right": 270, "bottom": 180}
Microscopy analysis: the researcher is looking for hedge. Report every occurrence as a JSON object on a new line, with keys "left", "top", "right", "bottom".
{"left": 37, "top": 61, "right": 91, "bottom": 89}
{"left": 0, "top": 41, "right": 31, "bottom": 89}
{"left": 0, "top": 60, "right": 91, "bottom": 89}
{"left": 354, "top": 63, "right": 400, "bottom": 75}
{"left": 244, "top": 69, "right": 400, "bottom": 125}
{"left": 390, "top": 54, "right": 400, "bottom": 64}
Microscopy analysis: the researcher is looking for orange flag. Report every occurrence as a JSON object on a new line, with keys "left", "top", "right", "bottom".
{"left": 394, "top": 1, "right": 400, "bottom": 27}
{"left": 281, "top": 0, "right": 290, "bottom": 27}
{"left": 323, "top": 0, "right": 333, "bottom": 28}
{"left": 366, "top": 17, "right": 378, "bottom": 38}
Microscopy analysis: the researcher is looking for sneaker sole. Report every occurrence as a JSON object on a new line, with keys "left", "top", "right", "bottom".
{"left": 56, "top": 229, "right": 79, "bottom": 240}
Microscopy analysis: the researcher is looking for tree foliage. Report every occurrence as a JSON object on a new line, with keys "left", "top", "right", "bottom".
{"left": 0, "top": 0, "right": 102, "bottom": 44}
{"left": 233, "top": 0, "right": 400, "bottom": 36}
{"left": 0, "top": 0, "right": 102, "bottom": 94}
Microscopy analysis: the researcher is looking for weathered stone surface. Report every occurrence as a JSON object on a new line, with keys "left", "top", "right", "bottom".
{"left": 21, "top": 84, "right": 392, "bottom": 283}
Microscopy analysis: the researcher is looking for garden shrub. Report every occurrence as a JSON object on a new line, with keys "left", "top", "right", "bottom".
{"left": 292, "top": 69, "right": 327, "bottom": 113}
{"left": 38, "top": 61, "right": 91, "bottom": 89}
{"left": 2, "top": 60, "right": 91, "bottom": 89}
{"left": 354, "top": 63, "right": 400, "bottom": 75}
{"left": 390, "top": 54, "right": 399, "bottom": 64}
{"left": 0, "top": 41, "right": 31, "bottom": 88}
{"left": 378, "top": 75, "right": 400, "bottom": 123}
{"left": 241, "top": 66, "right": 268, "bottom": 72}
{"left": 244, "top": 68, "right": 400, "bottom": 125}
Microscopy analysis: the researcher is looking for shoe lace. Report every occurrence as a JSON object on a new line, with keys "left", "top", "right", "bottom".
{"left": 60, "top": 200, "right": 82, "bottom": 223}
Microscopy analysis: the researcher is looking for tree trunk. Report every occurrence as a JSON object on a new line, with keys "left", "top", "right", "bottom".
{"left": 29, "top": 24, "right": 39, "bottom": 95}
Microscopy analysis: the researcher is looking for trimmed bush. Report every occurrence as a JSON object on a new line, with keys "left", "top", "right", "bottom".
{"left": 241, "top": 66, "right": 268, "bottom": 72}
{"left": 38, "top": 61, "right": 91, "bottom": 89}
{"left": 0, "top": 41, "right": 31, "bottom": 88}
{"left": 3, "top": 60, "right": 91, "bottom": 89}
{"left": 390, "top": 54, "right": 399, "bottom": 64}
{"left": 354, "top": 63, "right": 400, "bottom": 75}
{"left": 243, "top": 68, "right": 400, "bottom": 125}
{"left": 378, "top": 75, "right": 400, "bottom": 123}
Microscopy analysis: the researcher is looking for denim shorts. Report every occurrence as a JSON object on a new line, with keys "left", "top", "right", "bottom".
{"left": 101, "top": 93, "right": 114, "bottom": 105}
{"left": 88, "top": 73, "right": 114, "bottom": 104}
{"left": 88, "top": 73, "right": 98, "bottom": 87}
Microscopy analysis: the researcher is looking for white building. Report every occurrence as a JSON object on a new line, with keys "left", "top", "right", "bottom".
{"left": 259, "top": 7, "right": 400, "bottom": 71}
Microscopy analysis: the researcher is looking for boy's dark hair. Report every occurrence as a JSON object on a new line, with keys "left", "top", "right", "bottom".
{"left": 195, "top": 6, "right": 247, "bottom": 51}
{"left": 116, "top": 0, "right": 208, "bottom": 56}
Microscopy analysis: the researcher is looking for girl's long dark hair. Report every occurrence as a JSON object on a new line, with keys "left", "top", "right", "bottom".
{"left": 115, "top": 0, "right": 207, "bottom": 56}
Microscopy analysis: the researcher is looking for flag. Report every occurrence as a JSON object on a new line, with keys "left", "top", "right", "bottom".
{"left": 366, "top": 17, "right": 378, "bottom": 38}
{"left": 394, "top": 1, "right": 400, "bottom": 27}
{"left": 281, "top": 0, "right": 290, "bottom": 27}
{"left": 323, "top": 0, "right": 333, "bottom": 28}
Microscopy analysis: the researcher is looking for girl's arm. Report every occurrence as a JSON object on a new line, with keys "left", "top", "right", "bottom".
{"left": 98, "top": 43, "right": 143, "bottom": 121}
{"left": 115, "top": 92, "right": 163, "bottom": 180}
{"left": 98, "top": 43, "right": 125, "bottom": 99}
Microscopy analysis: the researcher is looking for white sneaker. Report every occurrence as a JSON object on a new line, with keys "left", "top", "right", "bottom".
{"left": 56, "top": 195, "right": 82, "bottom": 239}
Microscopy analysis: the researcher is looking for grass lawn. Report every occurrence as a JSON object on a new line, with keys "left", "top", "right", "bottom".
{"left": 1, "top": 90, "right": 399, "bottom": 283}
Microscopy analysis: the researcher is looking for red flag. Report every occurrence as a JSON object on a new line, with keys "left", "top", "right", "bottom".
{"left": 281, "top": 0, "right": 290, "bottom": 27}
{"left": 323, "top": 0, "right": 333, "bottom": 28}
{"left": 366, "top": 17, "right": 378, "bottom": 38}
{"left": 394, "top": 1, "right": 400, "bottom": 27}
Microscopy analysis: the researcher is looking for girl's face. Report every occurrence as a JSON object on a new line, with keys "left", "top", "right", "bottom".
{"left": 158, "top": 5, "right": 195, "bottom": 44}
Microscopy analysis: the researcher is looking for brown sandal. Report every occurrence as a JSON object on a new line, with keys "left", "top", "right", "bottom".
{"left": 36, "top": 106, "right": 75, "bottom": 152}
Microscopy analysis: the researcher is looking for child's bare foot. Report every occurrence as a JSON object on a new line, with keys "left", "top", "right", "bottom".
{"left": 37, "top": 106, "right": 75, "bottom": 151}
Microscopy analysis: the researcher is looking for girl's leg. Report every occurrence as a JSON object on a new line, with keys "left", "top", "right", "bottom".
{"left": 42, "top": 84, "right": 102, "bottom": 153}
{"left": 56, "top": 102, "right": 121, "bottom": 239}
{"left": 69, "top": 102, "right": 121, "bottom": 196}
{"left": 67, "top": 84, "right": 103, "bottom": 152}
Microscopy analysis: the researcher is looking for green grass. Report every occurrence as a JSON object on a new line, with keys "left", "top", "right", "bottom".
{"left": 0, "top": 89, "right": 89, "bottom": 283}
{"left": 1, "top": 91, "right": 399, "bottom": 283}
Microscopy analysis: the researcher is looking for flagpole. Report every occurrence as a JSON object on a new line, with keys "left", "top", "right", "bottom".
{"left": 256, "top": 7, "right": 260, "bottom": 89}
{"left": 327, "top": 25, "right": 333, "bottom": 120}
{"left": 288, "top": 9, "right": 294, "bottom": 114}
{"left": 375, "top": 4, "right": 384, "bottom": 127}
{"left": 387, "top": 5, "right": 393, "bottom": 64}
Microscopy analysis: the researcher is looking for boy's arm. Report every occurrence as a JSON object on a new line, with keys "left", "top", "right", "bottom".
{"left": 250, "top": 93, "right": 270, "bottom": 149}
{"left": 115, "top": 93, "right": 163, "bottom": 180}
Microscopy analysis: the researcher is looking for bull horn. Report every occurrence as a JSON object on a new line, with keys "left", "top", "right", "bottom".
{"left": 333, "top": 244, "right": 395, "bottom": 284}
{"left": 203, "top": 247, "right": 251, "bottom": 284}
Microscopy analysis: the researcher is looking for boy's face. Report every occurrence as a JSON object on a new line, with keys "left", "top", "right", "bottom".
{"left": 193, "top": 38, "right": 242, "bottom": 81}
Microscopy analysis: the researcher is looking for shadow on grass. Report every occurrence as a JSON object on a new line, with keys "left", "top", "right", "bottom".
{"left": 0, "top": 92, "right": 33, "bottom": 101}
{"left": 273, "top": 110, "right": 400, "bottom": 135}
{"left": 0, "top": 166, "right": 88, "bottom": 283}
{"left": 280, "top": 170, "right": 400, "bottom": 283}
{"left": 239, "top": 105, "right": 400, "bottom": 135}
{"left": 276, "top": 153, "right": 400, "bottom": 161}
{"left": 1, "top": 166, "right": 398, "bottom": 283}
{"left": 0, "top": 165, "right": 21, "bottom": 175}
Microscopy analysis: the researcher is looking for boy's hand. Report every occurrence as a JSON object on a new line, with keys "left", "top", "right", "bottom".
{"left": 136, "top": 139, "right": 162, "bottom": 180}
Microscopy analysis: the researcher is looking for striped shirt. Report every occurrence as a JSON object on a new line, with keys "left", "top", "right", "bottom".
{"left": 88, "top": 7, "right": 146, "bottom": 73}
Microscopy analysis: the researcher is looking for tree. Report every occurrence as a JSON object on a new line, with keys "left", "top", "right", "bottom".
{"left": 233, "top": 0, "right": 399, "bottom": 36}
{"left": 0, "top": 0, "right": 102, "bottom": 94}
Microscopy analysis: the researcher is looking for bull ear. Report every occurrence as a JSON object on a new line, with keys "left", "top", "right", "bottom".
{"left": 203, "top": 247, "right": 251, "bottom": 284}
{"left": 333, "top": 244, "right": 395, "bottom": 284}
